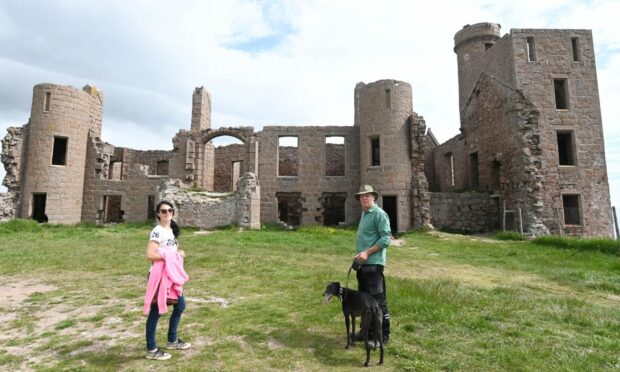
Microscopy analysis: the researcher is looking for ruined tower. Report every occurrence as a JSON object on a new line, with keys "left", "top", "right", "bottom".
{"left": 453, "top": 22, "right": 502, "bottom": 115}
{"left": 19, "top": 83, "right": 103, "bottom": 224}
{"left": 446, "top": 22, "right": 613, "bottom": 237}
{"left": 354, "top": 80, "right": 414, "bottom": 233}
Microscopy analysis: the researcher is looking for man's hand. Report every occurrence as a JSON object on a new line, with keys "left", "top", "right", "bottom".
{"left": 355, "top": 250, "right": 369, "bottom": 263}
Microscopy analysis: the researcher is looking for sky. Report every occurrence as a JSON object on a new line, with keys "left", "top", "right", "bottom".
{"left": 0, "top": 0, "right": 618, "bottom": 218}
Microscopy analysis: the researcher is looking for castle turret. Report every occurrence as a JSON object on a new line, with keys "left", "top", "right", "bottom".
{"left": 453, "top": 22, "right": 501, "bottom": 113}
{"left": 354, "top": 79, "right": 413, "bottom": 232}
{"left": 19, "top": 83, "right": 103, "bottom": 223}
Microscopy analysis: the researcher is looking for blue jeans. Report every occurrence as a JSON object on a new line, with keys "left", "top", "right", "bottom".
{"left": 146, "top": 295, "right": 186, "bottom": 351}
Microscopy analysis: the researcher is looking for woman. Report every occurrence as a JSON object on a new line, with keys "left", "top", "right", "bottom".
{"left": 144, "top": 200, "right": 191, "bottom": 361}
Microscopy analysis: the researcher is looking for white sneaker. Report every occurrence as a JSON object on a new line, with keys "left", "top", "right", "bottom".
{"left": 165, "top": 338, "right": 191, "bottom": 350}
{"left": 146, "top": 348, "right": 171, "bottom": 360}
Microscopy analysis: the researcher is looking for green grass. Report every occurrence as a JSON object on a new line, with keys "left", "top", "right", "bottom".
{"left": 0, "top": 221, "right": 619, "bottom": 371}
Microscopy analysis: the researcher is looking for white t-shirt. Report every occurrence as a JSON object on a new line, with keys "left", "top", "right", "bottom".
{"left": 149, "top": 225, "right": 178, "bottom": 255}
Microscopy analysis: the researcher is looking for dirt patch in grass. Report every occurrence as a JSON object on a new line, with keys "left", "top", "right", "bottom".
{"left": 0, "top": 275, "right": 145, "bottom": 370}
{"left": 0, "top": 276, "right": 57, "bottom": 306}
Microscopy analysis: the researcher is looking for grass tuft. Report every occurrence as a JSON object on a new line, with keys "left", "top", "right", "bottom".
{"left": 532, "top": 235, "right": 620, "bottom": 255}
{"left": 494, "top": 231, "right": 527, "bottom": 241}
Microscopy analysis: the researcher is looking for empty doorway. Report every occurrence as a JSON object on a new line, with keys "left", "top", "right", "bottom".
{"left": 32, "top": 193, "right": 47, "bottom": 223}
{"left": 382, "top": 196, "right": 398, "bottom": 234}
{"left": 103, "top": 195, "right": 123, "bottom": 223}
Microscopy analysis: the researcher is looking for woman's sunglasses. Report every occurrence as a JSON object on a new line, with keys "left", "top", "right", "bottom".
{"left": 159, "top": 208, "right": 175, "bottom": 214}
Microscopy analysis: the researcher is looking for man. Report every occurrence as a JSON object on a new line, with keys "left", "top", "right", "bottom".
{"left": 354, "top": 184, "right": 391, "bottom": 343}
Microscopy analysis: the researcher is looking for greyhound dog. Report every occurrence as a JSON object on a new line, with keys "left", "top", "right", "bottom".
{"left": 323, "top": 281, "right": 384, "bottom": 367}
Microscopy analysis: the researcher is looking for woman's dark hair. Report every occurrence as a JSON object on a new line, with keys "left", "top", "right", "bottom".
{"left": 155, "top": 200, "right": 180, "bottom": 238}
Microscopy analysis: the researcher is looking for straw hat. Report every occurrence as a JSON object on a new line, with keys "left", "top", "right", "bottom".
{"left": 355, "top": 184, "right": 379, "bottom": 200}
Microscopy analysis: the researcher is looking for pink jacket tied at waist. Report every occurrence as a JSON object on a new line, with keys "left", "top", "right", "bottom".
{"left": 144, "top": 250, "right": 189, "bottom": 315}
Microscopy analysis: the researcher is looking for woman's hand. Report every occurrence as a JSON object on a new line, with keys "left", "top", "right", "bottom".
{"left": 178, "top": 250, "right": 185, "bottom": 258}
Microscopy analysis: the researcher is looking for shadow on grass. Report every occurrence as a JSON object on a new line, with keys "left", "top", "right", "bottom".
{"left": 270, "top": 326, "right": 383, "bottom": 368}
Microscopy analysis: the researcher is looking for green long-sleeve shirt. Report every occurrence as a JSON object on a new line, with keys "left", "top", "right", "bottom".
{"left": 355, "top": 204, "right": 392, "bottom": 266}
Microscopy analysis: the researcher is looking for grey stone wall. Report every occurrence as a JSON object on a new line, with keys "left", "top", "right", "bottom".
{"left": 18, "top": 84, "right": 103, "bottom": 223}
{"left": 430, "top": 192, "right": 500, "bottom": 233}
{"left": 256, "top": 126, "right": 360, "bottom": 226}
{"left": 509, "top": 29, "right": 613, "bottom": 237}
{"left": 158, "top": 173, "right": 260, "bottom": 229}
{"left": 354, "top": 80, "right": 415, "bottom": 232}
{"left": 214, "top": 144, "right": 247, "bottom": 192}
{"left": 81, "top": 134, "right": 165, "bottom": 223}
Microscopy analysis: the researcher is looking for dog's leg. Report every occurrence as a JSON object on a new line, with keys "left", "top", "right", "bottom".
{"left": 375, "top": 313, "right": 384, "bottom": 366}
{"left": 351, "top": 315, "right": 356, "bottom": 347}
{"left": 362, "top": 312, "right": 371, "bottom": 367}
{"left": 345, "top": 314, "right": 351, "bottom": 349}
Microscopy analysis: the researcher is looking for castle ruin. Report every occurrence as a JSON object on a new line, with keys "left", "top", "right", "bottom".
{"left": 0, "top": 23, "right": 614, "bottom": 237}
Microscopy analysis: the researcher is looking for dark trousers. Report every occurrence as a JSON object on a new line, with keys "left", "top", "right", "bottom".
{"left": 356, "top": 264, "right": 390, "bottom": 339}
{"left": 146, "top": 295, "right": 186, "bottom": 351}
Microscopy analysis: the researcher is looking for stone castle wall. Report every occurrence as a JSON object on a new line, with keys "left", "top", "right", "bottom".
{"left": 18, "top": 84, "right": 103, "bottom": 224}
{"left": 213, "top": 144, "right": 246, "bottom": 192}
{"left": 430, "top": 192, "right": 500, "bottom": 233}
{"left": 256, "top": 126, "right": 361, "bottom": 226}
{"left": 0, "top": 23, "right": 613, "bottom": 237}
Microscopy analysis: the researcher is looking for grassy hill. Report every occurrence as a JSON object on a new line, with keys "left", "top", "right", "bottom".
{"left": 0, "top": 220, "right": 618, "bottom": 371}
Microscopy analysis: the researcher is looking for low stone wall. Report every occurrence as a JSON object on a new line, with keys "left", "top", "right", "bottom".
{"left": 159, "top": 173, "right": 260, "bottom": 230}
{"left": 430, "top": 192, "right": 500, "bottom": 233}
{"left": 0, "top": 192, "right": 16, "bottom": 222}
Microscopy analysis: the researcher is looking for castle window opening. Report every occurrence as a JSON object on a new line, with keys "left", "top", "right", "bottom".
{"left": 562, "top": 194, "right": 581, "bottom": 225}
{"left": 147, "top": 195, "right": 155, "bottom": 220}
{"left": 485, "top": 42, "right": 493, "bottom": 51}
{"left": 526, "top": 37, "right": 536, "bottom": 62}
{"left": 321, "top": 192, "right": 346, "bottom": 226}
{"left": 278, "top": 136, "right": 299, "bottom": 177}
{"left": 557, "top": 131, "right": 576, "bottom": 166}
{"left": 469, "top": 152, "right": 479, "bottom": 189}
{"left": 385, "top": 89, "right": 392, "bottom": 109}
{"left": 32, "top": 193, "right": 47, "bottom": 223}
{"left": 109, "top": 161, "right": 122, "bottom": 181}
{"left": 325, "top": 136, "right": 345, "bottom": 177}
{"left": 554, "top": 78, "right": 569, "bottom": 109}
{"left": 276, "top": 192, "right": 302, "bottom": 226}
{"left": 370, "top": 136, "right": 380, "bottom": 166}
{"left": 185, "top": 139, "right": 195, "bottom": 170}
{"left": 445, "top": 152, "right": 455, "bottom": 187}
{"left": 51, "top": 136, "right": 68, "bottom": 166}
{"left": 232, "top": 161, "right": 242, "bottom": 190}
{"left": 156, "top": 160, "right": 169, "bottom": 175}
{"left": 490, "top": 160, "right": 501, "bottom": 191}
{"left": 43, "top": 92, "right": 51, "bottom": 112}
{"left": 571, "top": 37, "right": 580, "bottom": 62}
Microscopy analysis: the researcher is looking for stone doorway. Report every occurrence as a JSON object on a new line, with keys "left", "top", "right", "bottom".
{"left": 103, "top": 195, "right": 123, "bottom": 223}
{"left": 276, "top": 192, "right": 302, "bottom": 226}
{"left": 321, "top": 192, "right": 346, "bottom": 226}
{"left": 382, "top": 195, "right": 398, "bottom": 234}
{"left": 32, "top": 193, "right": 47, "bottom": 223}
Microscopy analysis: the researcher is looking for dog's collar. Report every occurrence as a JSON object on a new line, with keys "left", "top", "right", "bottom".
{"left": 338, "top": 287, "right": 345, "bottom": 300}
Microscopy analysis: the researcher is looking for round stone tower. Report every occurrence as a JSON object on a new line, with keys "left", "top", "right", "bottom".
{"left": 453, "top": 22, "right": 501, "bottom": 113}
{"left": 19, "top": 83, "right": 104, "bottom": 223}
{"left": 354, "top": 79, "right": 413, "bottom": 232}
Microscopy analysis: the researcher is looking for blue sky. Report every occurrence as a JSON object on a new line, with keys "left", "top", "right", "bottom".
{"left": 0, "top": 0, "right": 618, "bottom": 222}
